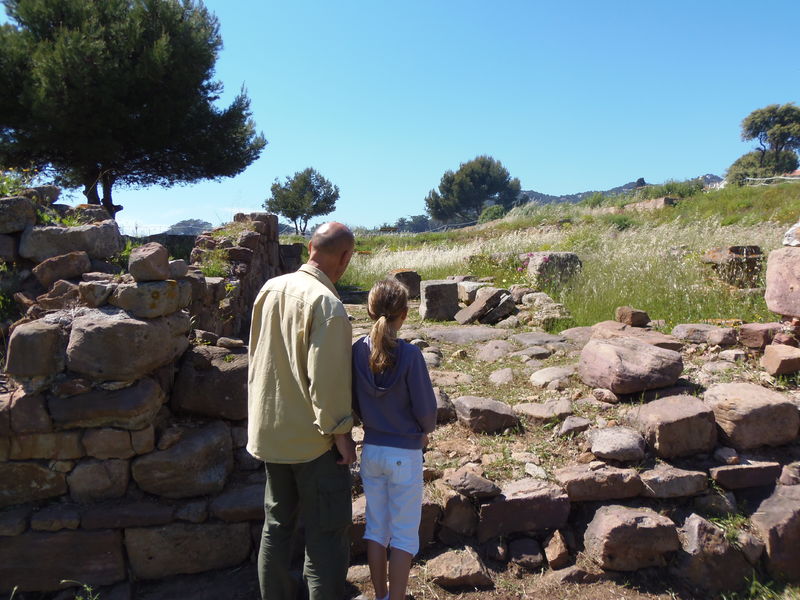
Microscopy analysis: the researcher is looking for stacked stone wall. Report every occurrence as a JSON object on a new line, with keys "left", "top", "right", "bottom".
{"left": 186, "top": 212, "right": 302, "bottom": 339}
{"left": 0, "top": 197, "right": 288, "bottom": 595}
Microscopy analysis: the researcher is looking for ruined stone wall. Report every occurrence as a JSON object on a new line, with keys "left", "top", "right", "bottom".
{"left": 187, "top": 212, "right": 302, "bottom": 339}
{"left": 0, "top": 198, "right": 282, "bottom": 595}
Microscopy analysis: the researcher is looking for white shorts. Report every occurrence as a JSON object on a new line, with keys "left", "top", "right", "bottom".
{"left": 360, "top": 443, "right": 424, "bottom": 556}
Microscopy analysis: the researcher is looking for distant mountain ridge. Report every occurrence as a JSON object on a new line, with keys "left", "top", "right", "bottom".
{"left": 519, "top": 174, "right": 723, "bottom": 205}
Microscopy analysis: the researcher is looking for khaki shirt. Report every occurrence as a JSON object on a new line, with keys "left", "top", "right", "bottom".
{"left": 247, "top": 264, "right": 353, "bottom": 463}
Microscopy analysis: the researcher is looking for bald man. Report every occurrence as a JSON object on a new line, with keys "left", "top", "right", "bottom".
{"left": 248, "top": 222, "right": 357, "bottom": 600}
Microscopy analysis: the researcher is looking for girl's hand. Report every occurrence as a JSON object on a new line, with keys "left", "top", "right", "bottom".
{"left": 421, "top": 433, "right": 429, "bottom": 449}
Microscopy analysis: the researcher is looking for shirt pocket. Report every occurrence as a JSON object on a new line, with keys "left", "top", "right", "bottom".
{"left": 317, "top": 465, "right": 352, "bottom": 531}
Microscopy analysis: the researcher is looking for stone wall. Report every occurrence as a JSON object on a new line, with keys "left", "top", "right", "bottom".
{"left": 0, "top": 196, "right": 294, "bottom": 595}
{"left": 187, "top": 212, "right": 302, "bottom": 339}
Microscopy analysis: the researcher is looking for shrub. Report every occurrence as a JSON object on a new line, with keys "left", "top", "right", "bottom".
{"left": 580, "top": 192, "right": 606, "bottom": 208}
{"left": 478, "top": 204, "right": 507, "bottom": 224}
{"left": 601, "top": 213, "right": 636, "bottom": 231}
{"left": 108, "top": 238, "right": 143, "bottom": 272}
{"left": 635, "top": 178, "right": 705, "bottom": 200}
{"left": 0, "top": 167, "right": 37, "bottom": 197}
{"left": 198, "top": 249, "right": 230, "bottom": 277}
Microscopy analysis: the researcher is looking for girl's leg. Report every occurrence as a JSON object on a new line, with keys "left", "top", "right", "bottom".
{"left": 385, "top": 449, "right": 424, "bottom": 600}
{"left": 367, "top": 540, "right": 389, "bottom": 599}
{"left": 388, "top": 547, "right": 413, "bottom": 600}
{"left": 361, "top": 445, "right": 391, "bottom": 598}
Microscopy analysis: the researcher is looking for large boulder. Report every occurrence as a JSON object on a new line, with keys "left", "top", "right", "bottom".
{"left": 49, "top": 377, "right": 164, "bottom": 430}
{"left": 0, "top": 234, "right": 17, "bottom": 261}
{"left": 422, "top": 325, "right": 508, "bottom": 344}
{"left": 5, "top": 320, "right": 67, "bottom": 379}
{"left": 583, "top": 505, "right": 680, "bottom": 571}
{"left": 475, "top": 339, "right": 516, "bottom": 362}
{"left": 514, "top": 398, "right": 572, "bottom": 423}
{"left": 671, "top": 513, "right": 751, "bottom": 595}
{"left": 614, "top": 306, "right": 650, "bottom": 327}
{"left": 590, "top": 320, "right": 683, "bottom": 351}
{"left": 454, "top": 286, "right": 504, "bottom": 325}
{"left": 453, "top": 396, "right": 518, "bottom": 434}
{"left": 628, "top": 395, "right": 717, "bottom": 458}
{"left": 66, "top": 309, "right": 190, "bottom": 381}
{"left": 751, "top": 485, "right": 800, "bottom": 582}
{"left": 419, "top": 280, "right": 459, "bottom": 321}
{"left": 672, "top": 323, "right": 735, "bottom": 345}
{"left": 67, "top": 459, "right": 130, "bottom": 503}
{"left": 32, "top": 251, "right": 93, "bottom": 289}
{"left": 129, "top": 242, "right": 170, "bottom": 282}
{"left": 209, "top": 483, "right": 265, "bottom": 522}
{"left": 108, "top": 280, "right": 190, "bottom": 319}
{"left": 709, "top": 460, "right": 782, "bottom": 489}
{"left": 585, "top": 426, "right": 645, "bottom": 462}
{"left": 738, "top": 322, "right": 782, "bottom": 349}
{"left": 765, "top": 247, "right": 800, "bottom": 318}
{"left": 0, "top": 196, "right": 37, "bottom": 234}
{"left": 477, "top": 478, "right": 570, "bottom": 542}
{"left": 124, "top": 522, "right": 250, "bottom": 580}
{"left": 19, "top": 220, "right": 124, "bottom": 262}
{"left": 131, "top": 421, "right": 233, "bottom": 499}
{"left": 434, "top": 480, "right": 478, "bottom": 538}
{"left": 425, "top": 547, "right": 492, "bottom": 589}
{"left": 704, "top": 383, "right": 799, "bottom": 450}
{"left": 578, "top": 337, "right": 683, "bottom": 394}
{"left": 525, "top": 252, "right": 581, "bottom": 289}
{"left": 172, "top": 345, "right": 248, "bottom": 420}
{"left": 443, "top": 466, "right": 500, "bottom": 499}
{"left": 388, "top": 269, "right": 421, "bottom": 299}
{"left": 640, "top": 464, "right": 708, "bottom": 498}
{"left": 0, "top": 462, "right": 67, "bottom": 508}
{"left": 0, "top": 530, "right": 125, "bottom": 593}
{"left": 9, "top": 431, "right": 83, "bottom": 460}
{"left": 553, "top": 463, "right": 643, "bottom": 502}
{"left": 761, "top": 344, "right": 800, "bottom": 376}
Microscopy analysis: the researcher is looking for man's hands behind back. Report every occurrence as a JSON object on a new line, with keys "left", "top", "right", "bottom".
{"left": 333, "top": 433, "right": 356, "bottom": 465}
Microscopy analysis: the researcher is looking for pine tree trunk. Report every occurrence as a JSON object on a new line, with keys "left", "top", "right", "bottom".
{"left": 100, "top": 171, "right": 121, "bottom": 219}
{"left": 83, "top": 173, "right": 101, "bottom": 205}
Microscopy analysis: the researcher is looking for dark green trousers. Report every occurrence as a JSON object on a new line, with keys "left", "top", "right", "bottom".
{"left": 259, "top": 448, "right": 352, "bottom": 600}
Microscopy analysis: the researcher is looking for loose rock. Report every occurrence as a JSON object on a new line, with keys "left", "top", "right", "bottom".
{"left": 584, "top": 505, "right": 679, "bottom": 571}
{"left": 578, "top": 337, "right": 683, "bottom": 394}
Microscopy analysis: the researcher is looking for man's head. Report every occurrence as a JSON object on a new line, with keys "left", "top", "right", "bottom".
{"left": 307, "top": 222, "right": 355, "bottom": 284}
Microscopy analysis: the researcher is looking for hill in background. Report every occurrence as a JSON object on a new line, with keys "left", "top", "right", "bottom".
{"left": 519, "top": 174, "right": 723, "bottom": 205}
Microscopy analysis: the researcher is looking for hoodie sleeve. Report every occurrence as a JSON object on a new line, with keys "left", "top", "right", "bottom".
{"left": 407, "top": 346, "right": 438, "bottom": 434}
{"left": 351, "top": 339, "right": 363, "bottom": 422}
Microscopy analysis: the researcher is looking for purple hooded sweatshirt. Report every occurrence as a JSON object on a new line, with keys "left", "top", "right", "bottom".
{"left": 352, "top": 336, "right": 437, "bottom": 450}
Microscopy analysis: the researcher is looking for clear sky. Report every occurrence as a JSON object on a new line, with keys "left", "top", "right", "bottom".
{"left": 5, "top": 1, "right": 800, "bottom": 234}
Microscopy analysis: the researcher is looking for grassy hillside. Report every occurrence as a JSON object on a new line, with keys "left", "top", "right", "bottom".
{"left": 335, "top": 183, "right": 800, "bottom": 329}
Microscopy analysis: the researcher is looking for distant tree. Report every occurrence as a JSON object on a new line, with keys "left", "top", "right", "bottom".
{"left": 425, "top": 156, "right": 521, "bottom": 222}
{"left": 741, "top": 103, "right": 800, "bottom": 162}
{"left": 390, "top": 214, "right": 430, "bottom": 233}
{"left": 726, "top": 150, "right": 799, "bottom": 185}
{"left": 405, "top": 214, "right": 430, "bottom": 233}
{"left": 165, "top": 219, "right": 213, "bottom": 235}
{"left": 266, "top": 168, "right": 339, "bottom": 234}
{"left": 0, "top": 0, "right": 266, "bottom": 218}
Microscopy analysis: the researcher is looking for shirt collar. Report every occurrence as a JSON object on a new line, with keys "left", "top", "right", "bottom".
{"left": 298, "top": 263, "right": 341, "bottom": 299}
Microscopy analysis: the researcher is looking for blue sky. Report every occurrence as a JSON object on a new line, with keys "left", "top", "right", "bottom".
{"left": 5, "top": 1, "right": 800, "bottom": 233}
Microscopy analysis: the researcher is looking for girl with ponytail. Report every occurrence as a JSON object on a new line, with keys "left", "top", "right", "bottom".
{"left": 352, "top": 278, "right": 437, "bottom": 600}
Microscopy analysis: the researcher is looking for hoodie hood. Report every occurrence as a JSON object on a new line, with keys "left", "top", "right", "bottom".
{"left": 352, "top": 335, "right": 412, "bottom": 394}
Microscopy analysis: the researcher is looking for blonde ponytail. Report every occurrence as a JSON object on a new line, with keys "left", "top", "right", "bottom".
{"left": 366, "top": 279, "right": 409, "bottom": 374}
